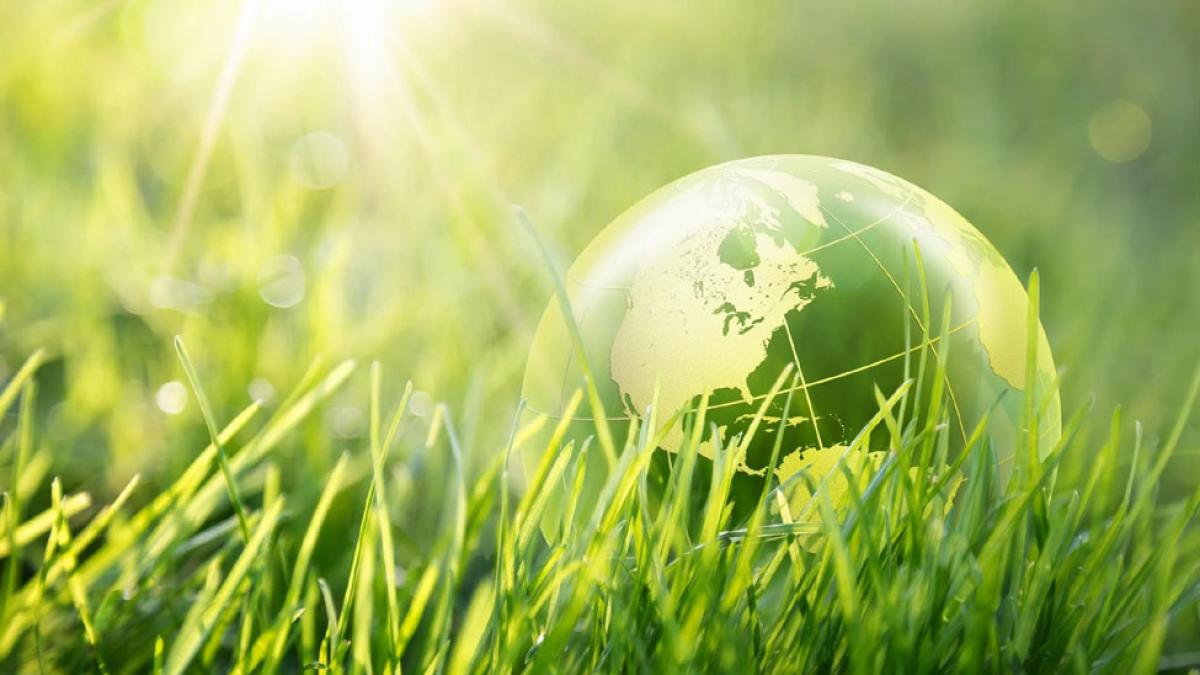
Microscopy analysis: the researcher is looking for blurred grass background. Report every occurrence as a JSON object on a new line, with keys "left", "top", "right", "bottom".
{"left": 1, "top": 0, "right": 1198, "bottom": 569}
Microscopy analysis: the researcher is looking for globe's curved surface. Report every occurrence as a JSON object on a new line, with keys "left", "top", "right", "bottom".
{"left": 521, "top": 155, "right": 1060, "bottom": 534}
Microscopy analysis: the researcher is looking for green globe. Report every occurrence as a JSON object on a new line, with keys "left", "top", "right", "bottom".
{"left": 521, "top": 155, "right": 1060, "bottom": 536}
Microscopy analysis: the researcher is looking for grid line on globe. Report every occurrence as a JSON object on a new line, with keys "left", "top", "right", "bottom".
{"left": 520, "top": 155, "right": 1061, "bottom": 535}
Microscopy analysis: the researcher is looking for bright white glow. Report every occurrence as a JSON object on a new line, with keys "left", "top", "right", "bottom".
{"left": 258, "top": 0, "right": 439, "bottom": 62}
{"left": 248, "top": 0, "right": 446, "bottom": 139}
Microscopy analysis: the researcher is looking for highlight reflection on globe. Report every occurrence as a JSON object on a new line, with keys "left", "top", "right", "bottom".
{"left": 521, "top": 155, "right": 1060, "bottom": 532}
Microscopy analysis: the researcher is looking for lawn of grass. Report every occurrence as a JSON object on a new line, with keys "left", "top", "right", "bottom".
{"left": 4, "top": 302, "right": 1200, "bottom": 672}
{"left": 2, "top": 0, "right": 1199, "bottom": 672}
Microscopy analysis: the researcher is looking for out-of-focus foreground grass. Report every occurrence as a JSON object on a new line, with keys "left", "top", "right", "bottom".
{"left": 1, "top": 0, "right": 1198, "bottom": 669}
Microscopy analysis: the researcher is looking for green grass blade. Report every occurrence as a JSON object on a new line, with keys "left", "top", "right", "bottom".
{"left": 175, "top": 336, "right": 252, "bottom": 543}
{"left": 165, "top": 498, "right": 284, "bottom": 675}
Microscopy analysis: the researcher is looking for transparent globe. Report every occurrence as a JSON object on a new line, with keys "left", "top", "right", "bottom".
{"left": 521, "top": 155, "right": 1061, "bottom": 536}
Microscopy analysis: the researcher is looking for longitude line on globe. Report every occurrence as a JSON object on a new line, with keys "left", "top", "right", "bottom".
{"left": 818, "top": 203, "right": 969, "bottom": 441}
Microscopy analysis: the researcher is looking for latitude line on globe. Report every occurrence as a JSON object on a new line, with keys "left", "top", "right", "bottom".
{"left": 535, "top": 321, "right": 974, "bottom": 421}
{"left": 817, "top": 203, "right": 970, "bottom": 443}
{"left": 563, "top": 195, "right": 916, "bottom": 294}
{"left": 541, "top": 183, "right": 971, "bottom": 434}
{"left": 732, "top": 320, "right": 975, "bottom": 413}
{"left": 798, "top": 192, "right": 914, "bottom": 257}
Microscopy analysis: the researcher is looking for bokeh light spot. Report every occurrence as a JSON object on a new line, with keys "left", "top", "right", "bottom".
{"left": 332, "top": 405, "right": 365, "bottom": 438}
{"left": 257, "top": 255, "right": 307, "bottom": 308}
{"left": 290, "top": 131, "right": 349, "bottom": 189}
{"left": 150, "top": 276, "right": 213, "bottom": 312}
{"left": 156, "top": 381, "right": 188, "bottom": 415}
{"left": 248, "top": 377, "right": 276, "bottom": 405}
{"left": 1088, "top": 99, "right": 1152, "bottom": 163}
{"left": 409, "top": 390, "right": 433, "bottom": 417}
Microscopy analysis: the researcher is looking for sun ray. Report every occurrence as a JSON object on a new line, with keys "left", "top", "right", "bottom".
{"left": 164, "top": 0, "right": 263, "bottom": 272}
{"left": 467, "top": 0, "right": 719, "bottom": 150}
{"left": 340, "top": 11, "right": 530, "bottom": 337}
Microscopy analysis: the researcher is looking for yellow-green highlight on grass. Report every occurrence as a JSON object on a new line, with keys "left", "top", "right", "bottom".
{"left": 2, "top": 296, "right": 1200, "bottom": 672}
